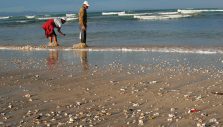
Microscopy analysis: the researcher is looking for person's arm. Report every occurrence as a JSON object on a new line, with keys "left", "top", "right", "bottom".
{"left": 79, "top": 8, "right": 86, "bottom": 31}
{"left": 57, "top": 28, "right": 66, "bottom": 36}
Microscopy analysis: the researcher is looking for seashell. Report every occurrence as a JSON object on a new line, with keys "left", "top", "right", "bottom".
{"left": 69, "top": 118, "right": 74, "bottom": 123}
{"left": 24, "top": 94, "right": 31, "bottom": 98}
{"left": 138, "top": 119, "right": 144, "bottom": 126}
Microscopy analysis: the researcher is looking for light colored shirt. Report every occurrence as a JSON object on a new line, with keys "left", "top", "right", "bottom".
{"left": 79, "top": 7, "right": 87, "bottom": 27}
{"left": 54, "top": 18, "right": 62, "bottom": 28}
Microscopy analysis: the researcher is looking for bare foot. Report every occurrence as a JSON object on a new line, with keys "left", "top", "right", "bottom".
{"left": 73, "top": 43, "right": 88, "bottom": 49}
{"left": 54, "top": 43, "right": 59, "bottom": 46}
{"left": 48, "top": 42, "right": 54, "bottom": 47}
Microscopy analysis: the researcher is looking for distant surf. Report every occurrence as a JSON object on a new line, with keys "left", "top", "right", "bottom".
{"left": 0, "top": 13, "right": 77, "bottom": 25}
{"left": 2, "top": 9, "right": 223, "bottom": 25}
{"left": 102, "top": 11, "right": 125, "bottom": 16}
{"left": 102, "top": 10, "right": 192, "bottom": 20}
{"left": 102, "top": 9, "right": 223, "bottom": 20}
{"left": 177, "top": 9, "right": 223, "bottom": 14}
{"left": 134, "top": 14, "right": 191, "bottom": 20}
{"left": 0, "top": 16, "right": 11, "bottom": 20}
{"left": 25, "top": 15, "right": 35, "bottom": 19}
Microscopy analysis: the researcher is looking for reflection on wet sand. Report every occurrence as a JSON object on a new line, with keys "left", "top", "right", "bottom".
{"left": 74, "top": 50, "right": 89, "bottom": 71}
{"left": 47, "top": 50, "right": 58, "bottom": 69}
{"left": 46, "top": 50, "right": 89, "bottom": 71}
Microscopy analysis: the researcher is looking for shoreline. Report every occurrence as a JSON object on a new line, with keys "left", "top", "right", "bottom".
{"left": 0, "top": 45, "right": 223, "bottom": 54}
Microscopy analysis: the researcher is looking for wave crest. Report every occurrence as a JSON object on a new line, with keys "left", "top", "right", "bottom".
{"left": 177, "top": 9, "right": 223, "bottom": 14}
{"left": 0, "top": 16, "right": 10, "bottom": 20}
{"left": 134, "top": 14, "right": 191, "bottom": 20}
{"left": 25, "top": 15, "right": 35, "bottom": 19}
{"left": 102, "top": 11, "right": 125, "bottom": 16}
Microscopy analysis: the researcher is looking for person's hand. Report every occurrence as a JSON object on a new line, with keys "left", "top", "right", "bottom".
{"left": 82, "top": 26, "right": 86, "bottom": 31}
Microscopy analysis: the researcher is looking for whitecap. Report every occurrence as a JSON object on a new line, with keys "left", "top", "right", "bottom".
{"left": 177, "top": 9, "right": 223, "bottom": 14}
{"left": 37, "top": 17, "right": 54, "bottom": 20}
{"left": 118, "top": 12, "right": 152, "bottom": 16}
{"left": 66, "top": 17, "right": 78, "bottom": 21}
{"left": 16, "top": 20, "right": 28, "bottom": 23}
{"left": 66, "top": 14, "right": 76, "bottom": 17}
{"left": 102, "top": 11, "right": 125, "bottom": 16}
{"left": 158, "top": 12, "right": 179, "bottom": 15}
{"left": 37, "top": 16, "right": 65, "bottom": 21}
{"left": 0, "top": 16, "right": 10, "bottom": 20}
{"left": 134, "top": 14, "right": 192, "bottom": 20}
{"left": 25, "top": 15, "right": 35, "bottom": 19}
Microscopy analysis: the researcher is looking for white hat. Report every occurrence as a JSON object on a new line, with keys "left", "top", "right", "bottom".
{"left": 83, "top": 1, "right": 90, "bottom": 6}
{"left": 61, "top": 17, "right": 67, "bottom": 21}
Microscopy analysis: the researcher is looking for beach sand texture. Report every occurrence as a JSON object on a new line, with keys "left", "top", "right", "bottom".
{"left": 0, "top": 49, "right": 223, "bottom": 126}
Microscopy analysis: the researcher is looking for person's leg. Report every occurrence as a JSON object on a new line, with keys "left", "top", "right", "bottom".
{"left": 52, "top": 31, "right": 59, "bottom": 46}
{"left": 83, "top": 30, "right": 87, "bottom": 44}
{"left": 49, "top": 36, "right": 53, "bottom": 43}
{"left": 80, "top": 30, "right": 86, "bottom": 44}
{"left": 53, "top": 35, "right": 59, "bottom": 46}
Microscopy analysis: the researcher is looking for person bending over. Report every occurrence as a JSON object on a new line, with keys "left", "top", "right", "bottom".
{"left": 42, "top": 18, "right": 66, "bottom": 46}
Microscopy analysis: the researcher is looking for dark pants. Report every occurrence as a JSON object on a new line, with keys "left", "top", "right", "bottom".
{"left": 80, "top": 29, "right": 87, "bottom": 43}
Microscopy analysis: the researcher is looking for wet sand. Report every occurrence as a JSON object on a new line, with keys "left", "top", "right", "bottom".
{"left": 0, "top": 50, "right": 223, "bottom": 127}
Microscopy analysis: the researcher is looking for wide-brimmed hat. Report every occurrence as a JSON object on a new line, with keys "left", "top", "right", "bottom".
{"left": 83, "top": 1, "right": 90, "bottom": 6}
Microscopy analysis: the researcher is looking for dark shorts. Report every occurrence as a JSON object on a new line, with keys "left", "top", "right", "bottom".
{"left": 45, "top": 30, "right": 57, "bottom": 38}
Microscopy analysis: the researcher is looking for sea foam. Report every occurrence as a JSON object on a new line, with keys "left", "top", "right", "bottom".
{"left": 25, "top": 15, "right": 35, "bottom": 19}
{"left": 118, "top": 12, "right": 152, "bottom": 16}
{"left": 0, "top": 46, "right": 222, "bottom": 54}
{"left": 102, "top": 11, "right": 125, "bottom": 16}
{"left": 16, "top": 20, "right": 28, "bottom": 23}
{"left": 0, "top": 16, "right": 10, "bottom": 20}
{"left": 177, "top": 9, "right": 223, "bottom": 14}
{"left": 134, "top": 14, "right": 191, "bottom": 20}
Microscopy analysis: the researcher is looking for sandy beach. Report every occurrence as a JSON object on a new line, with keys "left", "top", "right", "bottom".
{"left": 0, "top": 49, "right": 223, "bottom": 127}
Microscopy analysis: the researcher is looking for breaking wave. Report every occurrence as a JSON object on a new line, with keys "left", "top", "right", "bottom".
{"left": 0, "top": 16, "right": 11, "bottom": 20}
{"left": 37, "top": 14, "right": 77, "bottom": 21}
{"left": 25, "top": 15, "right": 35, "bottom": 19}
{"left": 158, "top": 12, "right": 179, "bottom": 15}
{"left": 0, "top": 14, "right": 77, "bottom": 24}
{"left": 15, "top": 20, "right": 29, "bottom": 23}
{"left": 177, "top": 9, "right": 223, "bottom": 14}
{"left": 65, "top": 13, "right": 77, "bottom": 21}
{"left": 102, "top": 11, "right": 125, "bottom": 16}
{"left": 37, "top": 17, "right": 62, "bottom": 20}
{"left": 2, "top": 8, "right": 223, "bottom": 24}
{"left": 66, "top": 14, "right": 76, "bottom": 17}
{"left": 134, "top": 14, "right": 192, "bottom": 20}
{"left": 118, "top": 12, "right": 152, "bottom": 16}
{"left": 103, "top": 11, "right": 193, "bottom": 20}
{"left": 102, "top": 9, "right": 223, "bottom": 20}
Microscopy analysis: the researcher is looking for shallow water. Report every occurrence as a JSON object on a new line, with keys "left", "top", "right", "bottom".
{"left": 1, "top": 9, "right": 223, "bottom": 47}
{"left": 0, "top": 50, "right": 222, "bottom": 75}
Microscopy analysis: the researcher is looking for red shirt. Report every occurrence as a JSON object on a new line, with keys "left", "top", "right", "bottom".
{"left": 42, "top": 19, "right": 56, "bottom": 37}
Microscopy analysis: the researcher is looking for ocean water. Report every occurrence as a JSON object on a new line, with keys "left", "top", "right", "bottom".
{"left": 1, "top": 8, "right": 223, "bottom": 48}
{"left": 0, "top": 9, "right": 223, "bottom": 72}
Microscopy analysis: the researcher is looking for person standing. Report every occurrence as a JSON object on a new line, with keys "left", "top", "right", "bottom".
{"left": 79, "top": 1, "right": 90, "bottom": 44}
{"left": 42, "top": 18, "right": 66, "bottom": 46}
